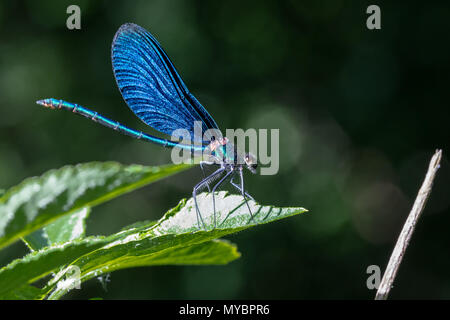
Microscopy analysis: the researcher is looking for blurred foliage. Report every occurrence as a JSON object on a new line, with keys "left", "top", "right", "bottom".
{"left": 0, "top": 0, "right": 449, "bottom": 299}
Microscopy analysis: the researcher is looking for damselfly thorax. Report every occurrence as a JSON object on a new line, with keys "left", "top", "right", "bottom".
{"left": 204, "top": 136, "right": 258, "bottom": 172}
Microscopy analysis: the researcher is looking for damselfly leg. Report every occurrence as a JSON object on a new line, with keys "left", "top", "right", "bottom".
{"left": 199, "top": 160, "right": 216, "bottom": 192}
{"left": 210, "top": 169, "right": 235, "bottom": 228}
{"left": 193, "top": 167, "right": 225, "bottom": 229}
{"left": 193, "top": 165, "right": 255, "bottom": 230}
{"left": 239, "top": 168, "right": 254, "bottom": 221}
{"left": 230, "top": 176, "right": 254, "bottom": 201}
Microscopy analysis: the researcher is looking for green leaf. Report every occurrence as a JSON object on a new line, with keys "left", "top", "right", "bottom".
{"left": 0, "top": 192, "right": 306, "bottom": 300}
{"left": 23, "top": 207, "right": 91, "bottom": 251}
{"left": 46, "top": 239, "right": 240, "bottom": 300}
{"left": 119, "top": 219, "right": 157, "bottom": 232}
{"left": 42, "top": 207, "right": 90, "bottom": 245}
{"left": 0, "top": 284, "right": 46, "bottom": 300}
{"left": 0, "top": 237, "right": 107, "bottom": 297}
{"left": 46, "top": 192, "right": 306, "bottom": 299}
{"left": 0, "top": 162, "right": 192, "bottom": 249}
{"left": 151, "top": 191, "right": 307, "bottom": 234}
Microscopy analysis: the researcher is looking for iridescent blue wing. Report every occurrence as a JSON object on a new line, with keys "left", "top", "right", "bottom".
{"left": 111, "top": 23, "right": 219, "bottom": 143}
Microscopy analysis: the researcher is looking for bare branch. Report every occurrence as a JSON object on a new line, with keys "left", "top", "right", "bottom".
{"left": 375, "top": 149, "right": 442, "bottom": 300}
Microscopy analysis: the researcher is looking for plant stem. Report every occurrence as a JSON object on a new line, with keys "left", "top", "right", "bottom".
{"left": 375, "top": 149, "right": 442, "bottom": 300}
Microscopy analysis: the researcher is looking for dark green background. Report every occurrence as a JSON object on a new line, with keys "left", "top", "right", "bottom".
{"left": 0, "top": 0, "right": 449, "bottom": 299}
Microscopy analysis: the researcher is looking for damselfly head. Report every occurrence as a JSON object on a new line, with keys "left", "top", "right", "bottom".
{"left": 244, "top": 152, "right": 258, "bottom": 174}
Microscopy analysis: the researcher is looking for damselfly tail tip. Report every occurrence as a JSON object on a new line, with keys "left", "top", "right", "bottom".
{"left": 36, "top": 99, "right": 52, "bottom": 108}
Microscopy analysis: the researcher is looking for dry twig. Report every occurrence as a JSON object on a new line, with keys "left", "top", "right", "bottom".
{"left": 375, "top": 149, "right": 442, "bottom": 300}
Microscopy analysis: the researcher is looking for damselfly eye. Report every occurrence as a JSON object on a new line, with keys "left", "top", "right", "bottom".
{"left": 244, "top": 153, "right": 257, "bottom": 173}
